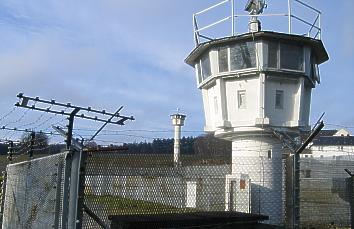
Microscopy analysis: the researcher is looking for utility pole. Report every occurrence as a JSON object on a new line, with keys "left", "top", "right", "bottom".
{"left": 7, "top": 141, "right": 14, "bottom": 161}
{"left": 15, "top": 93, "right": 134, "bottom": 148}
{"left": 28, "top": 131, "right": 35, "bottom": 158}
{"left": 14, "top": 93, "right": 134, "bottom": 229}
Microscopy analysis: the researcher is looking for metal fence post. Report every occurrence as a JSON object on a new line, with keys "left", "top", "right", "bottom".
{"left": 293, "top": 151, "right": 300, "bottom": 229}
{"left": 53, "top": 160, "right": 64, "bottom": 229}
{"left": 61, "top": 152, "right": 72, "bottom": 229}
{"left": 67, "top": 149, "right": 83, "bottom": 229}
{"left": 0, "top": 171, "right": 7, "bottom": 223}
{"left": 293, "top": 121, "right": 324, "bottom": 229}
{"left": 76, "top": 148, "right": 88, "bottom": 229}
{"left": 350, "top": 175, "right": 354, "bottom": 229}
{"left": 345, "top": 169, "right": 354, "bottom": 229}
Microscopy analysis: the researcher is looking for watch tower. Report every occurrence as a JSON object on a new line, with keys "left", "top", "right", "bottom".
{"left": 186, "top": 0, "right": 328, "bottom": 225}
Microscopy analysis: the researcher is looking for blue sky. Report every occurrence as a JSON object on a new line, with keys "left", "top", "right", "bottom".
{"left": 0, "top": 0, "right": 353, "bottom": 144}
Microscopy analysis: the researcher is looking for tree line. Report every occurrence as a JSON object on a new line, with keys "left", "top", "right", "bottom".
{"left": 0, "top": 132, "right": 231, "bottom": 157}
{"left": 121, "top": 134, "right": 231, "bottom": 157}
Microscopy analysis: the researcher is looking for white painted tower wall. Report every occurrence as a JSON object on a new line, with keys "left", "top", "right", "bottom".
{"left": 232, "top": 135, "right": 283, "bottom": 225}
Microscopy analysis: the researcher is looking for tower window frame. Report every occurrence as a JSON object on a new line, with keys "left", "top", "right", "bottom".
{"left": 305, "top": 169, "right": 311, "bottom": 178}
{"left": 230, "top": 41, "right": 257, "bottom": 71}
{"left": 267, "top": 150, "right": 272, "bottom": 159}
{"left": 196, "top": 63, "right": 202, "bottom": 84}
{"left": 275, "top": 90, "right": 284, "bottom": 109}
{"left": 280, "top": 43, "right": 304, "bottom": 71}
{"left": 201, "top": 52, "right": 212, "bottom": 80}
{"left": 218, "top": 46, "right": 229, "bottom": 73}
{"left": 267, "top": 42, "right": 279, "bottom": 69}
{"left": 237, "top": 90, "right": 247, "bottom": 109}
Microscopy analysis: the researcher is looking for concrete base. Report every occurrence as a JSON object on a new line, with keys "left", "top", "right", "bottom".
{"left": 231, "top": 135, "right": 284, "bottom": 225}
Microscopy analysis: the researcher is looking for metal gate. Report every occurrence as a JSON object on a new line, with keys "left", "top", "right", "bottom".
{"left": 2, "top": 152, "right": 69, "bottom": 229}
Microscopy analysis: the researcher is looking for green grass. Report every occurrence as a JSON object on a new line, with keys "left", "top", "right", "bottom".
{"left": 85, "top": 195, "right": 197, "bottom": 215}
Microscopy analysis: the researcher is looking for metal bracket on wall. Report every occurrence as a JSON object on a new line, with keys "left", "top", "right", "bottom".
{"left": 271, "top": 128, "right": 301, "bottom": 153}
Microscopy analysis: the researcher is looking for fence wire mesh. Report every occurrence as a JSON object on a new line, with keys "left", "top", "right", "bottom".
{"left": 2, "top": 152, "right": 68, "bottom": 229}
{"left": 82, "top": 151, "right": 243, "bottom": 228}
{"left": 232, "top": 155, "right": 286, "bottom": 225}
{"left": 82, "top": 151, "right": 354, "bottom": 228}
{"left": 286, "top": 156, "right": 354, "bottom": 228}
{"left": 1, "top": 147, "right": 352, "bottom": 228}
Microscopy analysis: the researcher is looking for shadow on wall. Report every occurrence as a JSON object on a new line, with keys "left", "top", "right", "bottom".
{"left": 251, "top": 183, "right": 283, "bottom": 225}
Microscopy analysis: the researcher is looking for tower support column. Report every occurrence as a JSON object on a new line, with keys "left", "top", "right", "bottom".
{"left": 231, "top": 134, "right": 284, "bottom": 225}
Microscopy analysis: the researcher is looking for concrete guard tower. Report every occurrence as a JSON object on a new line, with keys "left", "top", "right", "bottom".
{"left": 171, "top": 112, "right": 186, "bottom": 167}
{"left": 185, "top": 0, "right": 328, "bottom": 225}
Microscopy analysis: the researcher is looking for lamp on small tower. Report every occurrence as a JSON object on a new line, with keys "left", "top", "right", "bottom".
{"left": 245, "top": 0, "right": 267, "bottom": 32}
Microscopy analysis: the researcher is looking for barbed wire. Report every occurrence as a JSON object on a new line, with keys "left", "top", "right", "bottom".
{"left": 3, "top": 102, "right": 37, "bottom": 127}
{"left": 35, "top": 115, "right": 56, "bottom": 129}
{"left": 42, "top": 107, "right": 70, "bottom": 131}
{"left": 17, "top": 105, "right": 53, "bottom": 129}
{"left": 75, "top": 128, "right": 204, "bottom": 133}
{"left": 326, "top": 123, "right": 354, "bottom": 129}
{"left": 92, "top": 139, "right": 127, "bottom": 145}
{"left": 10, "top": 137, "right": 61, "bottom": 156}
{"left": 1, "top": 131, "right": 15, "bottom": 142}
{"left": 0, "top": 102, "right": 353, "bottom": 150}
{"left": 0, "top": 107, "right": 17, "bottom": 123}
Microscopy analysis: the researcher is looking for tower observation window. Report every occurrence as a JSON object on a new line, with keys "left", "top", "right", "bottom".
{"left": 196, "top": 63, "right": 202, "bottom": 84}
{"left": 201, "top": 53, "right": 211, "bottom": 80}
{"left": 268, "top": 42, "right": 278, "bottom": 68}
{"left": 230, "top": 42, "right": 256, "bottom": 71}
{"left": 218, "top": 47, "right": 229, "bottom": 73}
{"left": 312, "top": 63, "right": 320, "bottom": 83}
{"left": 311, "top": 55, "right": 320, "bottom": 83}
{"left": 280, "top": 44, "right": 304, "bottom": 71}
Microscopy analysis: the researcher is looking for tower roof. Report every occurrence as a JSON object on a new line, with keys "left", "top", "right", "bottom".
{"left": 185, "top": 31, "right": 329, "bottom": 66}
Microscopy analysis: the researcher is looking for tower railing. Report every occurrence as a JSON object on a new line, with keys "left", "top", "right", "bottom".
{"left": 193, "top": 0, "right": 322, "bottom": 46}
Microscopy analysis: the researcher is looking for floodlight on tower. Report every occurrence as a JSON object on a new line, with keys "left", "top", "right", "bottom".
{"left": 244, "top": 0, "right": 267, "bottom": 32}
{"left": 245, "top": 0, "right": 267, "bottom": 14}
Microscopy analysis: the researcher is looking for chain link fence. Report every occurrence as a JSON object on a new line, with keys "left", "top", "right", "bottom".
{"left": 1, "top": 152, "right": 68, "bottom": 229}
{"left": 82, "top": 151, "right": 253, "bottom": 228}
{"left": 0, "top": 149, "right": 353, "bottom": 228}
{"left": 286, "top": 156, "right": 354, "bottom": 228}
{"left": 82, "top": 151, "right": 354, "bottom": 228}
{"left": 0, "top": 153, "right": 52, "bottom": 225}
